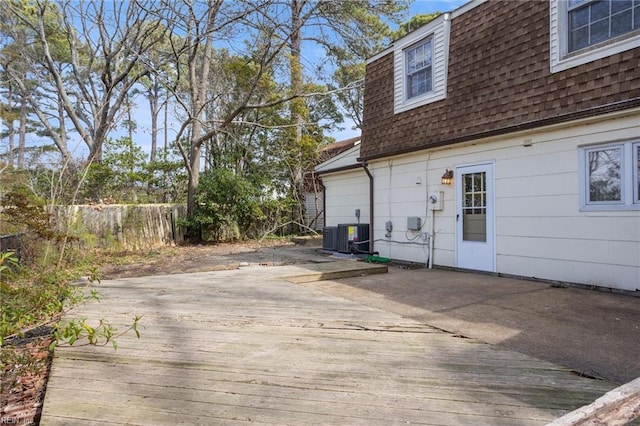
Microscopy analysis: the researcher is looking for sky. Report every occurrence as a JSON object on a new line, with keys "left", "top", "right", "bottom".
{"left": 6, "top": 0, "right": 470, "bottom": 162}
{"left": 128, "top": 0, "right": 471, "bottom": 151}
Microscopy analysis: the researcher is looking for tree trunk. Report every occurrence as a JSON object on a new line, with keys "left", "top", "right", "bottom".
{"left": 149, "top": 79, "right": 159, "bottom": 163}
{"left": 6, "top": 84, "right": 15, "bottom": 167}
{"left": 289, "top": 0, "right": 306, "bottom": 232}
{"left": 187, "top": 143, "right": 201, "bottom": 216}
{"left": 185, "top": 5, "right": 217, "bottom": 216}
{"left": 17, "top": 93, "right": 26, "bottom": 168}
{"left": 55, "top": 88, "right": 71, "bottom": 164}
{"left": 290, "top": 0, "right": 303, "bottom": 142}
{"left": 162, "top": 90, "right": 169, "bottom": 202}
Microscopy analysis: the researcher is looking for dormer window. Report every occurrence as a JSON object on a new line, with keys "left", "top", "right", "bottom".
{"left": 550, "top": 0, "right": 640, "bottom": 72}
{"left": 406, "top": 38, "right": 433, "bottom": 99}
{"left": 392, "top": 14, "right": 450, "bottom": 114}
{"left": 568, "top": 0, "right": 640, "bottom": 52}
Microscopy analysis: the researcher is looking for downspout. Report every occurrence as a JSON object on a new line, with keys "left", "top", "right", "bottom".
{"left": 320, "top": 178, "right": 326, "bottom": 230}
{"left": 362, "top": 162, "right": 374, "bottom": 253}
{"left": 429, "top": 209, "right": 435, "bottom": 269}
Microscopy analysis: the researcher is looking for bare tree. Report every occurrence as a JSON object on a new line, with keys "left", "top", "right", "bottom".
{"left": 156, "top": 0, "right": 299, "bottom": 214}
{"left": 276, "top": 0, "right": 407, "bottom": 227}
{"left": 6, "top": 0, "right": 170, "bottom": 162}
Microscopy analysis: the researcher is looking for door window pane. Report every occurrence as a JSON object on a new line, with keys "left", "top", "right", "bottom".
{"left": 463, "top": 211, "right": 487, "bottom": 242}
{"left": 588, "top": 147, "right": 621, "bottom": 202}
{"left": 462, "top": 172, "right": 487, "bottom": 242}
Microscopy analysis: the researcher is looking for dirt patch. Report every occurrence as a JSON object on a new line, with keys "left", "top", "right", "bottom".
{"left": 1, "top": 336, "right": 52, "bottom": 426}
{"left": 101, "top": 238, "right": 324, "bottom": 279}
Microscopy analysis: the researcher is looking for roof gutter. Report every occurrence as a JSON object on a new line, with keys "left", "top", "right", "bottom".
{"left": 315, "top": 163, "right": 364, "bottom": 176}
{"left": 360, "top": 99, "right": 640, "bottom": 162}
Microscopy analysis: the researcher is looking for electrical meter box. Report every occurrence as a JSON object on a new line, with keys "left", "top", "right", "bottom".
{"left": 429, "top": 191, "right": 444, "bottom": 211}
{"left": 407, "top": 216, "right": 422, "bottom": 231}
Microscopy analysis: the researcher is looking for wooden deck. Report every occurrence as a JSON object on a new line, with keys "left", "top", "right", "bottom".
{"left": 41, "top": 262, "right": 614, "bottom": 425}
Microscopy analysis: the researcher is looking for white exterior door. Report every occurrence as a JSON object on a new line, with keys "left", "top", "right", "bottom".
{"left": 456, "top": 163, "right": 495, "bottom": 272}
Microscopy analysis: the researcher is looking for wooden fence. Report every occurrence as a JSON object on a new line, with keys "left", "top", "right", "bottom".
{"left": 50, "top": 204, "right": 187, "bottom": 251}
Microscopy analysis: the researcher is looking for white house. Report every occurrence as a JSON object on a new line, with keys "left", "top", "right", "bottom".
{"left": 355, "top": 0, "right": 640, "bottom": 292}
{"left": 315, "top": 139, "right": 371, "bottom": 234}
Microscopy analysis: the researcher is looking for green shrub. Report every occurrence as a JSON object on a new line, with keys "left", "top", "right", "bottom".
{"left": 187, "top": 169, "right": 267, "bottom": 242}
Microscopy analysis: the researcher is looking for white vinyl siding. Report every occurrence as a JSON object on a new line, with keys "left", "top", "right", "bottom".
{"left": 321, "top": 172, "right": 370, "bottom": 227}
{"left": 315, "top": 143, "right": 361, "bottom": 173}
{"left": 304, "top": 192, "right": 324, "bottom": 230}
{"left": 369, "top": 111, "right": 640, "bottom": 291}
{"left": 636, "top": 142, "right": 640, "bottom": 203}
{"left": 393, "top": 14, "right": 450, "bottom": 113}
{"left": 550, "top": 0, "right": 640, "bottom": 73}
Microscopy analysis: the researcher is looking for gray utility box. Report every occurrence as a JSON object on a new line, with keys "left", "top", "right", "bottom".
{"left": 407, "top": 216, "right": 422, "bottom": 231}
{"left": 336, "top": 224, "right": 370, "bottom": 253}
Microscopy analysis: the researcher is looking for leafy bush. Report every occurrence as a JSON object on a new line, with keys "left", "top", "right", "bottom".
{"left": 0, "top": 262, "right": 86, "bottom": 346}
{"left": 81, "top": 137, "right": 150, "bottom": 203}
{"left": 187, "top": 168, "right": 267, "bottom": 242}
{"left": 0, "top": 185, "right": 140, "bottom": 349}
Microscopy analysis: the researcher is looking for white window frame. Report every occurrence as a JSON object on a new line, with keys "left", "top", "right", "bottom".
{"left": 550, "top": 0, "right": 640, "bottom": 73}
{"left": 579, "top": 140, "right": 640, "bottom": 211}
{"left": 393, "top": 13, "right": 450, "bottom": 114}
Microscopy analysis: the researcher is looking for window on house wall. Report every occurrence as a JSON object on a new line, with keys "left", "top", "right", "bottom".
{"left": 462, "top": 172, "right": 487, "bottom": 242}
{"left": 580, "top": 141, "right": 640, "bottom": 210}
{"left": 406, "top": 39, "right": 433, "bottom": 99}
{"left": 568, "top": 0, "right": 640, "bottom": 52}
{"left": 550, "top": 0, "right": 640, "bottom": 72}
{"left": 392, "top": 14, "right": 450, "bottom": 113}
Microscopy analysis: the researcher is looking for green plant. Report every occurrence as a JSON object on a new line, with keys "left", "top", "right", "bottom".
{"left": 0, "top": 265, "right": 141, "bottom": 349}
{"left": 0, "top": 251, "right": 20, "bottom": 279}
{"left": 0, "top": 185, "right": 141, "bottom": 349}
{"left": 186, "top": 168, "right": 266, "bottom": 242}
{"left": 51, "top": 315, "right": 143, "bottom": 350}
{"left": 1, "top": 186, "right": 63, "bottom": 242}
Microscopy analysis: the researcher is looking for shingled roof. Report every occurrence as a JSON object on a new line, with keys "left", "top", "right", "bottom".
{"left": 361, "top": 1, "right": 640, "bottom": 160}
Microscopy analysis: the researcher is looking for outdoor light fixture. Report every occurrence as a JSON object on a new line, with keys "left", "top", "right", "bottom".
{"left": 441, "top": 169, "right": 454, "bottom": 185}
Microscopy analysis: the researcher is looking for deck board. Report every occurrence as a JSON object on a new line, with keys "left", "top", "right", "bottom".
{"left": 41, "top": 264, "right": 614, "bottom": 425}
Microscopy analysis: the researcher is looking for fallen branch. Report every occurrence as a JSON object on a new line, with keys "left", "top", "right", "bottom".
{"left": 259, "top": 220, "right": 320, "bottom": 241}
